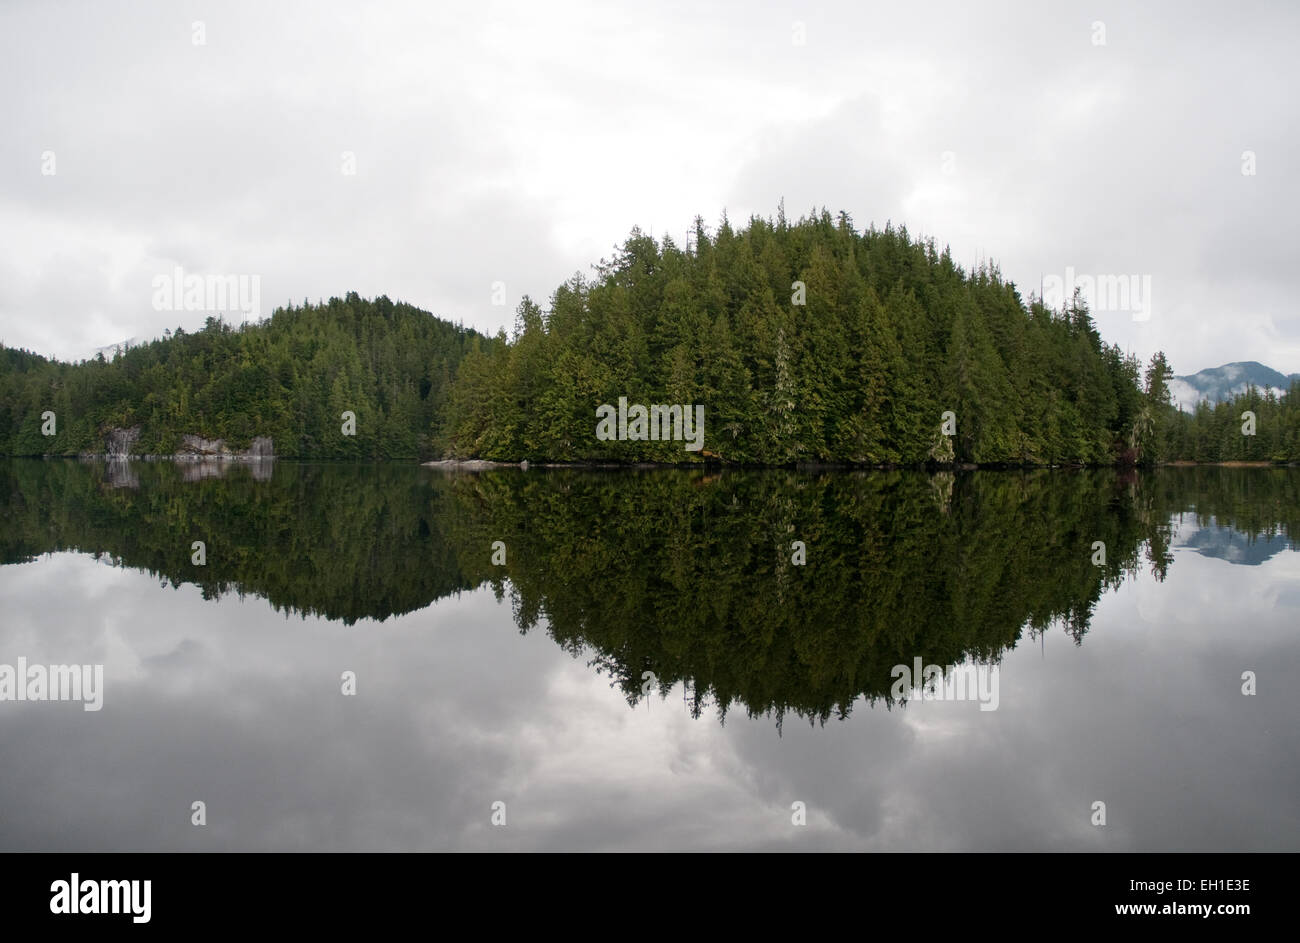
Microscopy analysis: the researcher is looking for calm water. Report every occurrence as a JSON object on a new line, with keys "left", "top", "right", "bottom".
{"left": 1, "top": 459, "right": 1297, "bottom": 851}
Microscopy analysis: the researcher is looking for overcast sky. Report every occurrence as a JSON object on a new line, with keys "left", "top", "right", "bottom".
{"left": 1, "top": 0, "right": 1295, "bottom": 375}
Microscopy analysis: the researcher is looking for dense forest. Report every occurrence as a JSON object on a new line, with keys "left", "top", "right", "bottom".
{"left": 1166, "top": 384, "right": 1300, "bottom": 462}
{"left": 1, "top": 208, "right": 1297, "bottom": 464}
{"left": 3, "top": 460, "right": 1295, "bottom": 724}
{"left": 0, "top": 293, "right": 482, "bottom": 459}
{"left": 447, "top": 210, "right": 1168, "bottom": 465}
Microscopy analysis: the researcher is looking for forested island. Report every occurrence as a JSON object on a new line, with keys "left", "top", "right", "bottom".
{"left": 2, "top": 209, "right": 1298, "bottom": 464}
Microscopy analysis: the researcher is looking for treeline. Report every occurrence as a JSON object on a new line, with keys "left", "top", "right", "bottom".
{"left": 446, "top": 209, "right": 1173, "bottom": 465}
{"left": 1168, "top": 383, "right": 1300, "bottom": 462}
{"left": 4, "top": 207, "right": 1297, "bottom": 465}
{"left": 0, "top": 293, "right": 482, "bottom": 459}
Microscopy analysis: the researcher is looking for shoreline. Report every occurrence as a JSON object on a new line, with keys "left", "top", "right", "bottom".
{"left": 420, "top": 458, "right": 1299, "bottom": 471}
{"left": 5, "top": 455, "right": 1293, "bottom": 469}
{"left": 76, "top": 453, "right": 276, "bottom": 463}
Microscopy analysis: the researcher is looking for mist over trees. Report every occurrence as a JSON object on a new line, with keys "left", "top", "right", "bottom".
{"left": 1166, "top": 382, "right": 1300, "bottom": 462}
{"left": 1, "top": 209, "right": 1296, "bottom": 464}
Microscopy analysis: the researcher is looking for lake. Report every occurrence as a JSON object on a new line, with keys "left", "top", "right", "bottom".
{"left": 1, "top": 459, "right": 1297, "bottom": 851}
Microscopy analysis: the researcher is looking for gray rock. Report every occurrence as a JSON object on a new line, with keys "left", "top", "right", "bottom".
{"left": 176, "top": 434, "right": 274, "bottom": 461}
{"left": 104, "top": 425, "right": 141, "bottom": 458}
{"left": 246, "top": 436, "right": 274, "bottom": 459}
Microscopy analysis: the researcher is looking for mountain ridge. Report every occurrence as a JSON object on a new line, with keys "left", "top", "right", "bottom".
{"left": 1170, "top": 361, "right": 1300, "bottom": 412}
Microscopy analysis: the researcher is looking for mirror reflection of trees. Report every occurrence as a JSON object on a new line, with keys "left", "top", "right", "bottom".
{"left": 2, "top": 460, "right": 1295, "bottom": 725}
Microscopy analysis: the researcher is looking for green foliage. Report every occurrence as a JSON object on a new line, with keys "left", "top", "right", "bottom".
{"left": 10, "top": 208, "right": 1296, "bottom": 465}
{"left": 445, "top": 211, "right": 1151, "bottom": 465}
{"left": 1165, "top": 378, "right": 1300, "bottom": 463}
{"left": 0, "top": 293, "right": 481, "bottom": 460}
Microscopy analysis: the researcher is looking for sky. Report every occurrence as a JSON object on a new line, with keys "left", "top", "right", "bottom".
{"left": 1, "top": 0, "right": 1296, "bottom": 376}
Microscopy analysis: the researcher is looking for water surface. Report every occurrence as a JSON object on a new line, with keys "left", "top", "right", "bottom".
{"left": 1, "top": 460, "right": 1297, "bottom": 850}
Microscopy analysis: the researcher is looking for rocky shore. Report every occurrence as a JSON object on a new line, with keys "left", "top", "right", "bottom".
{"left": 80, "top": 427, "right": 275, "bottom": 462}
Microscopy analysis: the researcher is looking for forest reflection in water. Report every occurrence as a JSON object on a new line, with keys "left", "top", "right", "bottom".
{"left": 3, "top": 459, "right": 1297, "bottom": 724}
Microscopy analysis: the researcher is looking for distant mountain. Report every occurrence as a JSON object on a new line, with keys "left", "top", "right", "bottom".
{"left": 1169, "top": 361, "right": 1299, "bottom": 412}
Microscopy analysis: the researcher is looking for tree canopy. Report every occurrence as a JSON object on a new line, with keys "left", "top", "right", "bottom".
{"left": 0, "top": 293, "right": 483, "bottom": 459}
{"left": 2, "top": 209, "right": 1297, "bottom": 464}
{"left": 445, "top": 211, "right": 1164, "bottom": 465}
